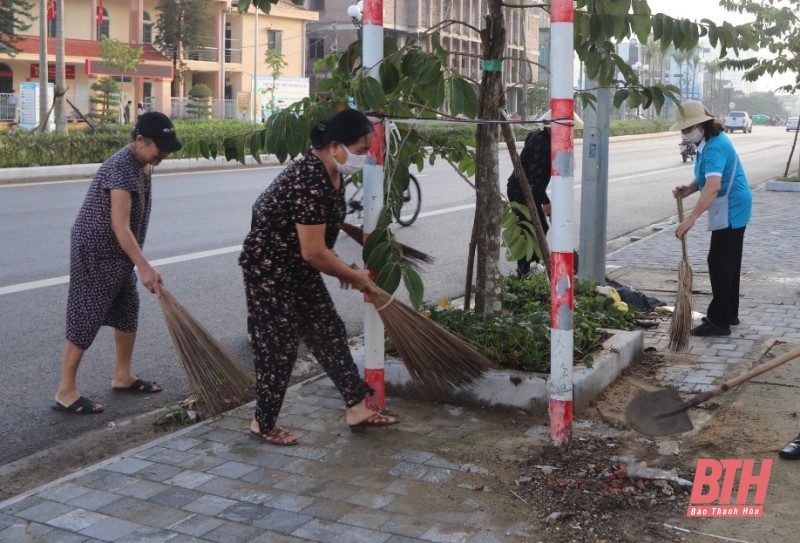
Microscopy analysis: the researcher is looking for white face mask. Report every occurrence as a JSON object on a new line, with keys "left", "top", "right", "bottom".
{"left": 335, "top": 145, "right": 368, "bottom": 175}
{"left": 683, "top": 127, "right": 704, "bottom": 144}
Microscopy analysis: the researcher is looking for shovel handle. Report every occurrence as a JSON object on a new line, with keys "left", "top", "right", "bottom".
{"left": 676, "top": 196, "right": 688, "bottom": 260}
{"left": 685, "top": 343, "right": 800, "bottom": 408}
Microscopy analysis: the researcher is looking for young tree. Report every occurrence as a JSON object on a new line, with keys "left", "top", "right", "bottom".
{"left": 184, "top": 0, "right": 757, "bottom": 315}
{"left": 186, "top": 83, "right": 213, "bottom": 118}
{"left": 99, "top": 36, "right": 143, "bottom": 122}
{"left": 264, "top": 48, "right": 287, "bottom": 115}
{"left": 153, "top": 0, "right": 212, "bottom": 97}
{"left": 0, "top": 0, "right": 33, "bottom": 54}
{"left": 88, "top": 77, "right": 121, "bottom": 125}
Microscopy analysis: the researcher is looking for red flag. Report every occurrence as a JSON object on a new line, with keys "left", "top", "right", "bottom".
{"left": 47, "top": 0, "right": 56, "bottom": 20}
{"left": 97, "top": 0, "right": 104, "bottom": 25}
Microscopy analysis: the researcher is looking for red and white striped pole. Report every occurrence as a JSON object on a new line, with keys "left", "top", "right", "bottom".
{"left": 360, "top": 0, "right": 386, "bottom": 412}
{"left": 548, "top": 0, "right": 575, "bottom": 446}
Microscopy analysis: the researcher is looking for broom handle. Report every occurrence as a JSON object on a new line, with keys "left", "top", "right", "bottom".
{"left": 677, "top": 196, "right": 688, "bottom": 260}
{"left": 670, "top": 344, "right": 800, "bottom": 413}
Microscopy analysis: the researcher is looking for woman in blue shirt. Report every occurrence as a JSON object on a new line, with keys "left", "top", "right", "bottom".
{"left": 672, "top": 101, "right": 752, "bottom": 337}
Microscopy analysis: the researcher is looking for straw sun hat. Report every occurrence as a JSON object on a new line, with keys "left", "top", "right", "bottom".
{"left": 669, "top": 100, "right": 714, "bottom": 131}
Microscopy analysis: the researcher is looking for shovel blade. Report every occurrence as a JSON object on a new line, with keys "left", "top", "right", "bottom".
{"left": 625, "top": 387, "right": 694, "bottom": 436}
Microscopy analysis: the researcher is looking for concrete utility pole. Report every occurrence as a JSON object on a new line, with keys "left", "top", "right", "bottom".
{"left": 578, "top": 80, "right": 610, "bottom": 286}
{"left": 548, "top": 0, "right": 575, "bottom": 447}
{"left": 359, "top": 0, "right": 386, "bottom": 412}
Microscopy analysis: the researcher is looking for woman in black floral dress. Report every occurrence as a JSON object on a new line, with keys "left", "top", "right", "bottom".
{"left": 53, "top": 112, "right": 183, "bottom": 415}
{"left": 241, "top": 109, "right": 399, "bottom": 446}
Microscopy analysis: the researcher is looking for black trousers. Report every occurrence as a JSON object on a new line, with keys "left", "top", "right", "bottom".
{"left": 706, "top": 226, "right": 746, "bottom": 326}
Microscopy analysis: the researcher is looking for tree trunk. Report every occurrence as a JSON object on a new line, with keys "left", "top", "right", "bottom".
{"left": 54, "top": 0, "right": 67, "bottom": 134}
{"left": 473, "top": 3, "right": 506, "bottom": 317}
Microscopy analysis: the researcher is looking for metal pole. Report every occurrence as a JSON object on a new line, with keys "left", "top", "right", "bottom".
{"left": 578, "top": 80, "right": 609, "bottom": 286}
{"left": 360, "top": 0, "right": 385, "bottom": 412}
{"left": 548, "top": 0, "right": 574, "bottom": 447}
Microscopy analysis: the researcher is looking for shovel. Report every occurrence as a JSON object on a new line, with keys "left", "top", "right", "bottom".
{"left": 626, "top": 344, "right": 800, "bottom": 436}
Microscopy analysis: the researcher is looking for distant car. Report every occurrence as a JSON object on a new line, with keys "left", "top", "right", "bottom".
{"left": 787, "top": 116, "right": 799, "bottom": 132}
{"left": 752, "top": 114, "right": 770, "bottom": 125}
{"left": 725, "top": 111, "right": 753, "bottom": 133}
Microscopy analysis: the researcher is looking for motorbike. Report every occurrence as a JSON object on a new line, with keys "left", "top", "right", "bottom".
{"left": 679, "top": 139, "right": 697, "bottom": 163}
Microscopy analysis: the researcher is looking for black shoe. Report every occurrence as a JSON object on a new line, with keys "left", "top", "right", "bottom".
{"left": 692, "top": 321, "right": 731, "bottom": 337}
{"left": 779, "top": 435, "right": 800, "bottom": 459}
{"left": 702, "top": 316, "right": 740, "bottom": 326}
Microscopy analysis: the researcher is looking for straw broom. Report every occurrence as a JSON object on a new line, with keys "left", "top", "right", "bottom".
{"left": 668, "top": 196, "right": 693, "bottom": 352}
{"left": 368, "top": 287, "right": 492, "bottom": 395}
{"left": 339, "top": 222, "right": 434, "bottom": 269}
{"left": 158, "top": 288, "right": 255, "bottom": 418}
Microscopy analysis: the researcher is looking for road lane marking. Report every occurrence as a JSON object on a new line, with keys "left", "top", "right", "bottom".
{"left": 0, "top": 246, "right": 244, "bottom": 296}
{"left": 1, "top": 202, "right": 481, "bottom": 296}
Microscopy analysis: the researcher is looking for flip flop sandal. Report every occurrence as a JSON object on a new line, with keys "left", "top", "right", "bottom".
{"left": 112, "top": 378, "right": 163, "bottom": 394}
{"left": 348, "top": 412, "right": 400, "bottom": 433}
{"left": 249, "top": 426, "right": 298, "bottom": 446}
{"left": 52, "top": 396, "right": 104, "bottom": 415}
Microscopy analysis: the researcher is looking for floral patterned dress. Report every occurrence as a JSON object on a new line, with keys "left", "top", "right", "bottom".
{"left": 66, "top": 146, "right": 151, "bottom": 350}
{"left": 240, "top": 152, "right": 373, "bottom": 433}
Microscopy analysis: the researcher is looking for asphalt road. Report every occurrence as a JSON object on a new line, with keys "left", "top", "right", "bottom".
{"left": 0, "top": 126, "right": 794, "bottom": 467}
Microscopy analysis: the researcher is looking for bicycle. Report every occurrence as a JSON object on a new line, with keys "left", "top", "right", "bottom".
{"left": 343, "top": 173, "right": 421, "bottom": 227}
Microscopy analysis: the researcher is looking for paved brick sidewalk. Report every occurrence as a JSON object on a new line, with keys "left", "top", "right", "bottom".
{"left": 608, "top": 187, "right": 800, "bottom": 394}
{"left": 0, "top": 375, "right": 540, "bottom": 542}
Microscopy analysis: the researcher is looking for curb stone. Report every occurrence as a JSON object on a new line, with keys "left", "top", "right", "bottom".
{"left": 352, "top": 329, "right": 644, "bottom": 412}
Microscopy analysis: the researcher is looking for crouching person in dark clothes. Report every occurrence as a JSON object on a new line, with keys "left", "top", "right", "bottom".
{"left": 240, "top": 108, "right": 399, "bottom": 446}
{"left": 506, "top": 126, "right": 552, "bottom": 278}
{"left": 53, "top": 112, "right": 183, "bottom": 414}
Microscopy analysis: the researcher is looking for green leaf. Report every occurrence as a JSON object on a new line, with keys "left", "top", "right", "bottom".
{"left": 661, "top": 17, "right": 673, "bottom": 49}
{"left": 454, "top": 77, "right": 478, "bottom": 118}
{"left": 199, "top": 140, "right": 210, "bottom": 160}
{"left": 366, "top": 241, "right": 392, "bottom": 271}
{"left": 361, "top": 76, "right": 386, "bottom": 111}
{"left": 379, "top": 62, "right": 400, "bottom": 95}
{"left": 613, "top": 89, "right": 629, "bottom": 108}
{"left": 402, "top": 267, "right": 424, "bottom": 310}
{"left": 236, "top": 136, "right": 246, "bottom": 164}
{"left": 424, "top": 77, "right": 446, "bottom": 109}
{"left": 249, "top": 133, "right": 262, "bottom": 163}
{"left": 418, "top": 58, "right": 443, "bottom": 85}
{"left": 223, "top": 137, "right": 238, "bottom": 161}
{"left": 363, "top": 227, "right": 389, "bottom": 258}
{"left": 652, "top": 14, "right": 663, "bottom": 41}
{"left": 589, "top": 14, "right": 602, "bottom": 42}
{"left": 376, "top": 262, "right": 402, "bottom": 293}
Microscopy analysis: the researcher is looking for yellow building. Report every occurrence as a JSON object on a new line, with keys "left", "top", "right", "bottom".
{"left": 0, "top": 0, "right": 318, "bottom": 120}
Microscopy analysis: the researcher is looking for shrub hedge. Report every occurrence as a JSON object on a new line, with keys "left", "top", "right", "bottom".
{"left": 0, "top": 118, "right": 669, "bottom": 168}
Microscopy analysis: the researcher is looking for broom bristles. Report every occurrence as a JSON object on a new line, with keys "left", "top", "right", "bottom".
{"left": 369, "top": 288, "right": 491, "bottom": 395}
{"left": 158, "top": 288, "right": 255, "bottom": 417}
{"left": 668, "top": 260, "right": 693, "bottom": 352}
{"left": 339, "top": 222, "right": 435, "bottom": 269}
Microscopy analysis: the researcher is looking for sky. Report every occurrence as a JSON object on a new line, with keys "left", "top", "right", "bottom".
{"left": 644, "top": 0, "right": 794, "bottom": 92}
